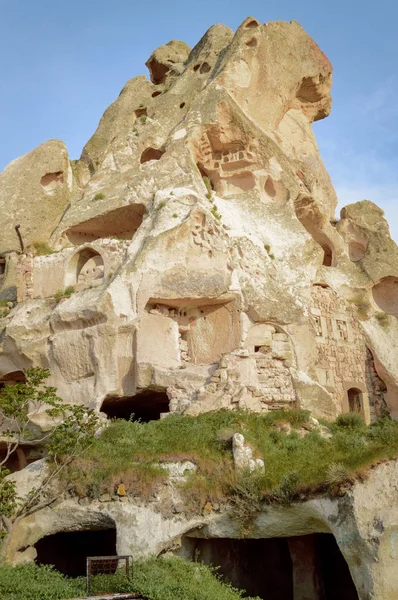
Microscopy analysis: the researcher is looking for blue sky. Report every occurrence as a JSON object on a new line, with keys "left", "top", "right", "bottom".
{"left": 1, "top": 0, "right": 397, "bottom": 239}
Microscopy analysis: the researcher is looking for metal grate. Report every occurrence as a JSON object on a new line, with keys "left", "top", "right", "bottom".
{"left": 86, "top": 555, "right": 132, "bottom": 597}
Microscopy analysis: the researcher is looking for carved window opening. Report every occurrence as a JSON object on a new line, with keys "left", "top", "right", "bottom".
{"left": 100, "top": 391, "right": 170, "bottom": 422}
{"left": 35, "top": 527, "right": 117, "bottom": 577}
{"left": 322, "top": 244, "right": 333, "bottom": 267}
{"left": 336, "top": 319, "right": 349, "bottom": 341}
{"left": 347, "top": 388, "right": 363, "bottom": 415}
{"left": 313, "top": 315, "right": 323, "bottom": 337}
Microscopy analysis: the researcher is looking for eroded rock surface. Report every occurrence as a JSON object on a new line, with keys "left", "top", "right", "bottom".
{"left": 1, "top": 16, "right": 398, "bottom": 599}
{"left": 1, "top": 17, "right": 396, "bottom": 424}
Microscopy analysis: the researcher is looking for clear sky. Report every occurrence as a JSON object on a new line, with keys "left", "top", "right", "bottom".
{"left": 1, "top": 0, "right": 397, "bottom": 239}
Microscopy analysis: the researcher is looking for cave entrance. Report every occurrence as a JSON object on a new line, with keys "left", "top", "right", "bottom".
{"left": 100, "top": 390, "right": 170, "bottom": 422}
{"left": 182, "top": 533, "right": 358, "bottom": 599}
{"left": 35, "top": 528, "right": 117, "bottom": 577}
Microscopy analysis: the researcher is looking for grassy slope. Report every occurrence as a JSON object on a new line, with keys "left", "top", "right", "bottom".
{"left": 0, "top": 557, "right": 261, "bottom": 600}
{"left": 64, "top": 410, "right": 398, "bottom": 512}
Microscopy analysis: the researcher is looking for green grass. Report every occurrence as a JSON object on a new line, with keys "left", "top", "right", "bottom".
{"left": 63, "top": 409, "right": 398, "bottom": 529}
{"left": 54, "top": 286, "right": 75, "bottom": 300}
{"left": 0, "top": 557, "right": 260, "bottom": 600}
{"left": 33, "top": 241, "right": 55, "bottom": 256}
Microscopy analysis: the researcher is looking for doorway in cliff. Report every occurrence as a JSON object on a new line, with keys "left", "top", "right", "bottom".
{"left": 347, "top": 388, "right": 363, "bottom": 415}
{"left": 34, "top": 527, "right": 117, "bottom": 577}
{"left": 181, "top": 533, "right": 358, "bottom": 599}
{"left": 100, "top": 390, "right": 170, "bottom": 422}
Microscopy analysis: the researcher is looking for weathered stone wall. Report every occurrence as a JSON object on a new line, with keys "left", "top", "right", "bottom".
{"left": 16, "top": 239, "right": 129, "bottom": 301}
{"left": 311, "top": 284, "right": 387, "bottom": 421}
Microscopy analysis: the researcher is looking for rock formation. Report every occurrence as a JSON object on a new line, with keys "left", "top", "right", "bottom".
{"left": 1, "top": 15, "right": 398, "bottom": 600}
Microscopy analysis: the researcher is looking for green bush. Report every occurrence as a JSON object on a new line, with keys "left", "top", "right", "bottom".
{"left": 94, "top": 192, "right": 105, "bottom": 201}
{"left": 334, "top": 412, "right": 365, "bottom": 429}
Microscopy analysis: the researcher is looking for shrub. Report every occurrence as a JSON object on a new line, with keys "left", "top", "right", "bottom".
{"left": 325, "top": 462, "right": 350, "bottom": 488}
{"left": 334, "top": 412, "right": 365, "bottom": 429}
{"left": 94, "top": 192, "right": 105, "bottom": 201}
{"left": 269, "top": 472, "right": 300, "bottom": 505}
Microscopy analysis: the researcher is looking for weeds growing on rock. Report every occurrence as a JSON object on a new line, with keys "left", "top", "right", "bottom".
{"left": 33, "top": 241, "right": 55, "bottom": 255}
{"left": 54, "top": 286, "right": 75, "bottom": 300}
{"left": 203, "top": 176, "right": 213, "bottom": 200}
{"left": 94, "top": 192, "right": 105, "bottom": 201}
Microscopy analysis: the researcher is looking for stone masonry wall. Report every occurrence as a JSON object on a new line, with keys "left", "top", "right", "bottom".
{"left": 310, "top": 284, "right": 386, "bottom": 418}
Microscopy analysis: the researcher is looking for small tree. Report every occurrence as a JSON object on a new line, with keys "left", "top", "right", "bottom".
{"left": 0, "top": 368, "right": 99, "bottom": 547}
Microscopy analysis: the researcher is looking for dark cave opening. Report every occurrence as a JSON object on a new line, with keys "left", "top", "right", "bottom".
{"left": 182, "top": 533, "right": 358, "bottom": 600}
{"left": 100, "top": 390, "right": 170, "bottom": 422}
{"left": 34, "top": 528, "right": 117, "bottom": 578}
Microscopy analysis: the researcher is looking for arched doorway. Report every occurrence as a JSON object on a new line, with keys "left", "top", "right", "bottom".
{"left": 65, "top": 248, "right": 105, "bottom": 290}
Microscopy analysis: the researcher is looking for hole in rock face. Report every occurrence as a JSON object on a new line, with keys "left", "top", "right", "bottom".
{"left": 193, "top": 64, "right": 201, "bottom": 72}
{"left": 264, "top": 176, "right": 276, "bottom": 197}
{"left": 348, "top": 241, "right": 366, "bottom": 262}
{"left": 182, "top": 534, "right": 358, "bottom": 600}
{"left": 134, "top": 107, "right": 147, "bottom": 118}
{"left": 180, "top": 102, "right": 186, "bottom": 108}
{"left": 152, "top": 90, "right": 162, "bottom": 98}
{"left": 140, "top": 147, "right": 165, "bottom": 164}
{"left": 246, "top": 38, "right": 258, "bottom": 47}
{"left": 100, "top": 391, "right": 170, "bottom": 422}
{"left": 0, "top": 258, "right": 6, "bottom": 279}
{"left": 372, "top": 277, "right": 398, "bottom": 315}
{"left": 147, "top": 59, "right": 170, "bottom": 85}
{"left": 66, "top": 204, "right": 145, "bottom": 244}
{"left": 199, "top": 62, "right": 211, "bottom": 74}
{"left": 245, "top": 19, "right": 259, "bottom": 28}
{"left": 40, "top": 171, "right": 64, "bottom": 191}
{"left": 35, "top": 528, "right": 117, "bottom": 577}
{"left": 347, "top": 388, "right": 364, "bottom": 415}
